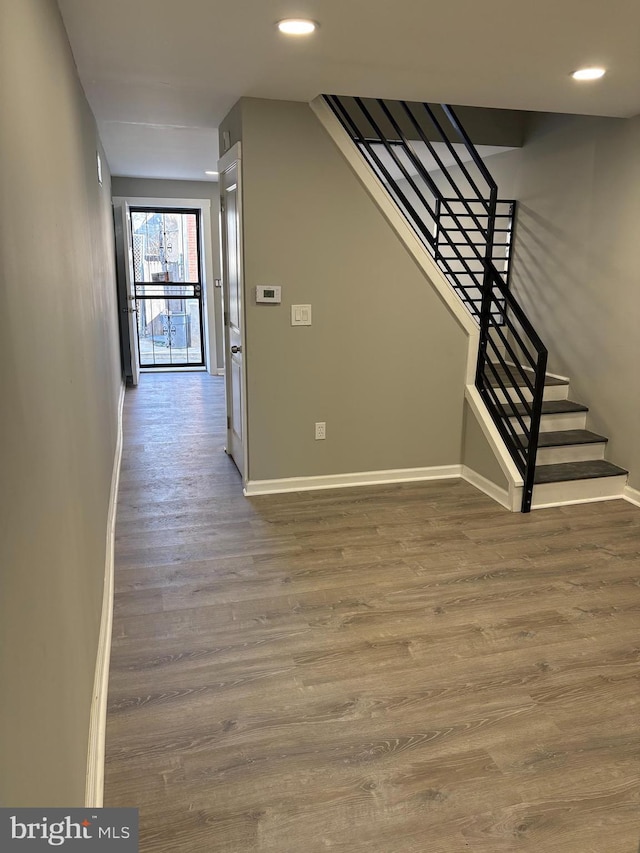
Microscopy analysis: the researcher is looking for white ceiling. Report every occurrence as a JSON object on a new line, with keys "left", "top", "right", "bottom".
{"left": 57, "top": 0, "right": 640, "bottom": 182}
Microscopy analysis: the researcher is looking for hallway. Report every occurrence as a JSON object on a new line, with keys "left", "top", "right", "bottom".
{"left": 105, "top": 373, "right": 640, "bottom": 853}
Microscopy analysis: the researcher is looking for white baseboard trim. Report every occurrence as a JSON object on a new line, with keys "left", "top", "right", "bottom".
{"left": 623, "top": 484, "right": 640, "bottom": 508}
{"left": 244, "top": 465, "right": 463, "bottom": 496}
{"left": 85, "top": 381, "right": 125, "bottom": 808}
{"left": 461, "top": 466, "right": 511, "bottom": 510}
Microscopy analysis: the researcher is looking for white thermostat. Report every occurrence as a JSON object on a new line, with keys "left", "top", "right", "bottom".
{"left": 256, "top": 285, "right": 281, "bottom": 304}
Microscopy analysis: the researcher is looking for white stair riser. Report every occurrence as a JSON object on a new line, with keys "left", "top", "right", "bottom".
{"left": 542, "top": 385, "right": 569, "bottom": 402}
{"left": 493, "top": 384, "right": 569, "bottom": 404}
{"left": 539, "top": 412, "right": 587, "bottom": 432}
{"left": 508, "top": 411, "right": 587, "bottom": 433}
{"left": 487, "top": 339, "right": 507, "bottom": 359}
{"left": 532, "top": 474, "right": 627, "bottom": 509}
{"left": 535, "top": 442, "right": 606, "bottom": 466}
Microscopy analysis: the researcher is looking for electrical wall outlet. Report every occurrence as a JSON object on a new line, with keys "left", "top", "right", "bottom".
{"left": 315, "top": 422, "right": 326, "bottom": 440}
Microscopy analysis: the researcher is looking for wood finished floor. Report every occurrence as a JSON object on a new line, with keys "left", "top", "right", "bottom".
{"left": 105, "top": 373, "right": 640, "bottom": 853}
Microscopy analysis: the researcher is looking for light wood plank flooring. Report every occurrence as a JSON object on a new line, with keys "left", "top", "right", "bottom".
{"left": 105, "top": 373, "right": 640, "bottom": 853}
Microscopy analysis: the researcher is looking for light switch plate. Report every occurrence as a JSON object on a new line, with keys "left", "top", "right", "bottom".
{"left": 291, "top": 304, "right": 312, "bottom": 326}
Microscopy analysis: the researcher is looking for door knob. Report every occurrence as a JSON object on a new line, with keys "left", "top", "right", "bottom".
{"left": 230, "top": 345, "right": 242, "bottom": 354}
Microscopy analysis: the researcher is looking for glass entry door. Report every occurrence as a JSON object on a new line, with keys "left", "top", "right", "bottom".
{"left": 130, "top": 207, "right": 205, "bottom": 368}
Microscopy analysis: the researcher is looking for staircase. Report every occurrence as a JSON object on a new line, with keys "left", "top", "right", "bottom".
{"left": 322, "top": 94, "right": 629, "bottom": 511}
{"left": 489, "top": 359, "right": 628, "bottom": 507}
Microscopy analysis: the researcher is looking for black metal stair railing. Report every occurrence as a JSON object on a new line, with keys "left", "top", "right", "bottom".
{"left": 434, "top": 198, "right": 518, "bottom": 313}
{"left": 476, "top": 265, "right": 547, "bottom": 511}
{"left": 324, "top": 95, "right": 547, "bottom": 512}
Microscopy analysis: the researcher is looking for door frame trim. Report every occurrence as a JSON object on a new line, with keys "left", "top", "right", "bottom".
{"left": 112, "top": 200, "right": 140, "bottom": 384}
{"left": 218, "top": 143, "right": 249, "bottom": 487}
{"left": 113, "top": 196, "right": 216, "bottom": 374}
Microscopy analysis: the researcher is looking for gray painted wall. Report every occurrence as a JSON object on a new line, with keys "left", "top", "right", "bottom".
{"left": 111, "top": 177, "right": 224, "bottom": 371}
{"left": 509, "top": 113, "right": 640, "bottom": 490}
{"left": 0, "top": 0, "right": 122, "bottom": 805}
{"left": 220, "top": 98, "right": 470, "bottom": 482}
{"left": 340, "top": 99, "right": 528, "bottom": 148}
{"left": 462, "top": 404, "right": 509, "bottom": 490}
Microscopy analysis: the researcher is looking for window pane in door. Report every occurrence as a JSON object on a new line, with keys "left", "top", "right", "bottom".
{"left": 137, "top": 297, "right": 203, "bottom": 367}
{"left": 131, "top": 211, "right": 200, "bottom": 283}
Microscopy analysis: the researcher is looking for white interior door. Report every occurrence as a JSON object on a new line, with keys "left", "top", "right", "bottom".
{"left": 115, "top": 201, "right": 140, "bottom": 385}
{"left": 219, "top": 145, "right": 246, "bottom": 478}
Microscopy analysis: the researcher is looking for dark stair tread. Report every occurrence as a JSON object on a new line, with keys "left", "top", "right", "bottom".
{"left": 536, "top": 429, "right": 608, "bottom": 448}
{"left": 487, "top": 364, "right": 568, "bottom": 388}
{"left": 501, "top": 399, "right": 588, "bottom": 417}
{"left": 534, "top": 459, "right": 628, "bottom": 485}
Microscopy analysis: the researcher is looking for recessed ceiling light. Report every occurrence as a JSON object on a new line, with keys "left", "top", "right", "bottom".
{"left": 205, "top": 170, "right": 218, "bottom": 176}
{"left": 277, "top": 18, "right": 317, "bottom": 35}
{"left": 572, "top": 67, "right": 606, "bottom": 81}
